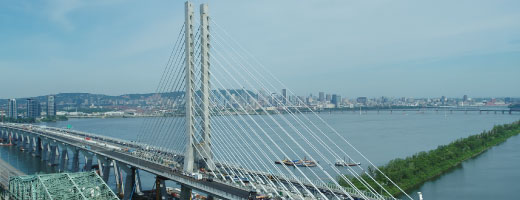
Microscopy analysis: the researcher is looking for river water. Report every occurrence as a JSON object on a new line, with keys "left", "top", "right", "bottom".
{"left": 1, "top": 111, "right": 518, "bottom": 199}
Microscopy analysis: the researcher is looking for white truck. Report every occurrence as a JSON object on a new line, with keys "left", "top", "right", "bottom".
{"left": 192, "top": 173, "right": 203, "bottom": 180}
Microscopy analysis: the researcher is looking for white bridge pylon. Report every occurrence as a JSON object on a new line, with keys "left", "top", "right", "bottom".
{"left": 183, "top": 1, "right": 214, "bottom": 173}
{"left": 156, "top": 1, "right": 415, "bottom": 200}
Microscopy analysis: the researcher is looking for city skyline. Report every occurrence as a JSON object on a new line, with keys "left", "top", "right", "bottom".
{"left": 1, "top": 0, "right": 519, "bottom": 98}
{"left": 1, "top": 90, "right": 517, "bottom": 120}
{"left": 1, "top": 90, "right": 519, "bottom": 102}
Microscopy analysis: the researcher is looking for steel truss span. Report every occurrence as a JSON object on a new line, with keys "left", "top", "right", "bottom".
{"left": 7, "top": 171, "right": 118, "bottom": 200}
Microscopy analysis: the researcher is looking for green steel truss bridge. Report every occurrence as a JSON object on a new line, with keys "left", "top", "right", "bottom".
{"left": 6, "top": 171, "right": 118, "bottom": 200}
{"left": 0, "top": 2, "right": 414, "bottom": 200}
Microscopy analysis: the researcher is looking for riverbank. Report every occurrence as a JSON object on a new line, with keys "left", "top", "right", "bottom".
{"left": 340, "top": 120, "right": 520, "bottom": 197}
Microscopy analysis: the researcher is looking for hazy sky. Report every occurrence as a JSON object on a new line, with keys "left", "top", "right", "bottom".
{"left": 1, "top": 0, "right": 519, "bottom": 99}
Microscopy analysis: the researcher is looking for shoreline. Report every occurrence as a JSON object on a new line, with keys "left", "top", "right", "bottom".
{"left": 59, "top": 107, "right": 518, "bottom": 120}
{"left": 400, "top": 133, "right": 520, "bottom": 196}
{"left": 342, "top": 120, "right": 520, "bottom": 197}
{"left": 399, "top": 134, "right": 520, "bottom": 198}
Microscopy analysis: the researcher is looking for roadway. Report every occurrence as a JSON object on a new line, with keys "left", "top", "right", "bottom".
{"left": 3, "top": 124, "right": 383, "bottom": 200}
{"left": 4, "top": 124, "right": 251, "bottom": 199}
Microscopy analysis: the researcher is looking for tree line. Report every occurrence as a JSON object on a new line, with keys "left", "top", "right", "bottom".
{"left": 0, "top": 117, "right": 36, "bottom": 123}
{"left": 340, "top": 120, "right": 520, "bottom": 196}
{"left": 0, "top": 116, "right": 68, "bottom": 123}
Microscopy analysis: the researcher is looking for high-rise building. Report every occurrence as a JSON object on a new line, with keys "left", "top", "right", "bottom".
{"left": 381, "top": 96, "right": 389, "bottom": 103}
{"left": 47, "top": 95, "right": 57, "bottom": 117}
{"left": 326, "top": 94, "right": 331, "bottom": 102}
{"left": 281, "top": 89, "right": 287, "bottom": 105}
{"left": 8, "top": 99, "right": 17, "bottom": 119}
{"left": 318, "top": 92, "right": 325, "bottom": 102}
{"left": 26, "top": 98, "right": 41, "bottom": 118}
{"left": 331, "top": 94, "right": 341, "bottom": 107}
{"left": 441, "top": 96, "right": 447, "bottom": 105}
{"left": 306, "top": 96, "right": 313, "bottom": 105}
{"left": 463, "top": 95, "right": 468, "bottom": 102}
{"left": 505, "top": 97, "right": 511, "bottom": 104}
{"left": 357, "top": 97, "right": 367, "bottom": 105}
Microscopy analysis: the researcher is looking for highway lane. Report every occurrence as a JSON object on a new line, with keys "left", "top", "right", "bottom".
{"left": 26, "top": 127, "right": 251, "bottom": 199}
{"left": 3, "top": 124, "right": 373, "bottom": 200}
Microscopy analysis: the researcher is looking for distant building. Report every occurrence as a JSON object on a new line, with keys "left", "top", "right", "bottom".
{"left": 463, "top": 95, "right": 468, "bottom": 102}
{"left": 486, "top": 98, "right": 497, "bottom": 106}
{"left": 306, "top": 96, "right": 313, "bottom": 105}
{"left": 8, "top": 99, "right": 17, "bottom": 119}
{"left": 331, "top": 94, "right": 341, "bottom": 108}
{"left": 326, "top": 94, "right": 331, "bottom": 102}
{"left": 318, "top": 92, "right": 325, "bottom": 102}
{"left": 269, "top": 93, "right": 277, "bottom": 106}
{"left": 505, "top": 97, "right": 511, "bottom": 104}
{"left": 26, "top": 98, "right": 41, "bottom": 118}
{"left": 441, "top": 96, "right": 447, "bottom": 105}
{"left": 381, "top": 96, "right": 389, "bottom": 103}
{"left": 297, "top": 96, "right": 305, "bottom": 106}
{"left": 357, "top": 97, "right": 367, "bottom": 105}
{"left": 47, "top": 95, "right": 57, "bottom": 117}
{"left": 281, "top": 89, "right": 287, "bottom": 105}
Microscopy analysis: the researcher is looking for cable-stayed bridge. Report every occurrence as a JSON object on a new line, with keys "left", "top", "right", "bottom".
{"left": 0, "top": 2, "right": 413, "bottom": 200}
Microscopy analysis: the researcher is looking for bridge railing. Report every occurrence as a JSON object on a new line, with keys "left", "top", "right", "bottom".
{"left": 2, "top": 123, "right": 181, "bottom": 168}
{"left": 183, "top": 177, "right": 246, "bottom": 199}
{"left": 42, "top": 126, "right": 137, "bottom": 147}
{"left": 32, "top": 125, "right": 184, "bottom": 159}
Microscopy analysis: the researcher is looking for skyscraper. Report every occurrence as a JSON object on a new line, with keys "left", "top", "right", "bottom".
{"left": 306, "top": 96, "right": 312, "bottom": 105}
{"left": 463, "top": 95, "right": 468, "bottom": 102}
{"left": 326, "top": 94, "right": 331, "bottom": 102}
{"left": 26, "top": 98, "right": 41, "bottom": 118}
{"left": 281, "top": 89, "right": 287, "bottom": 105}
{"left": 8, "top": 99, "right": 17, "bottom": 119}
{"left": 47, "top": 95, "right": 56, "bottom": 117}
{"left": 331, "top": 94, "right": 342, "bottom": 108}
{"left": 441, "top": 96, "right": 447, "bottom": 105}
{"left": 505, "top": 97, "right": 511, "bottom": 104}
{"left": 318, "top": 92, "right": 325, "bottom": 102}
{"left": 357, "top": 97, "right": 368, "bottom": 105}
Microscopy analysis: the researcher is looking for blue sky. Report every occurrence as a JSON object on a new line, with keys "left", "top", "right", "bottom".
{"left": 1, "top": 0, "right": 519, "bottom": 99}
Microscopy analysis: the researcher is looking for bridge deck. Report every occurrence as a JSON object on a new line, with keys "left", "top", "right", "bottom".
{"left": 3, "top": 124, "right": 251, "bottom": 199}
{"left": 1, "top": 123, "right": 389, "bottom": 200}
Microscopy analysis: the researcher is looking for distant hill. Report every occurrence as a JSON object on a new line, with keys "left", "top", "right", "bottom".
{"left": 0, "top": 89, "right": 256, "bottom": 110}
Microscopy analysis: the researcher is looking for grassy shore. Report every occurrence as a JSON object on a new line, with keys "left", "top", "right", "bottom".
{"left": 340, "top": 120, "right": 520, "bottom": 197}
